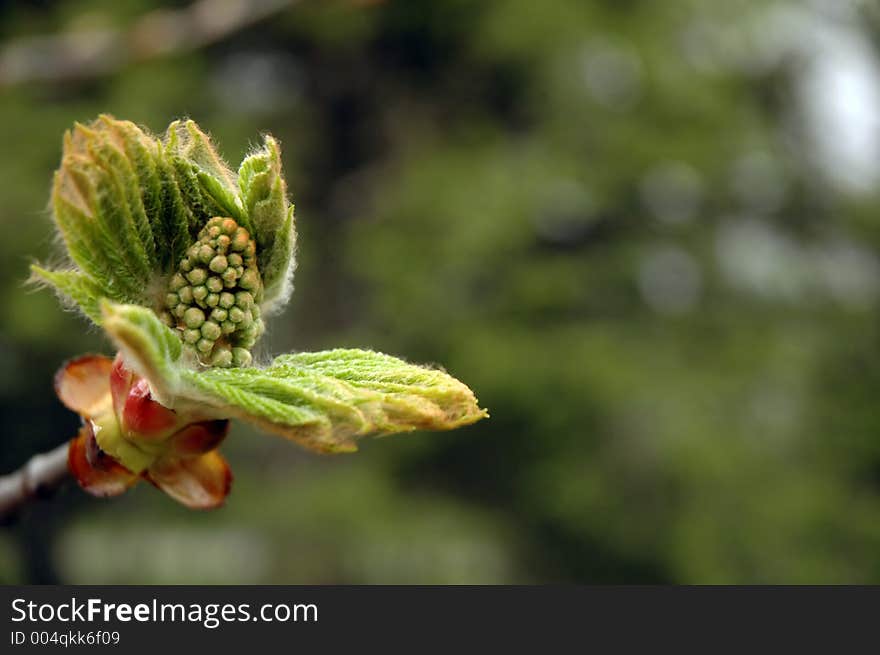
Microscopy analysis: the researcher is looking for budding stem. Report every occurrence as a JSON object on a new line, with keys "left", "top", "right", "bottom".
{"left": 0, "top": 442, "right": 70, "bottom": 522}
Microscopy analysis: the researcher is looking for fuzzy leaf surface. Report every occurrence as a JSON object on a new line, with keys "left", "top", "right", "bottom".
{"left": 100, "top": 302, "right": 487, "bottom": 453}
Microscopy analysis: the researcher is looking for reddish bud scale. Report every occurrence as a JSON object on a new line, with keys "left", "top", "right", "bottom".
{"left": 68, "top": 425, "right": 137, "bottom": 498}
{"left": 109, "top": 356, "right": 133, "bottom": 416}
{"left": 168, "top": 419, "right": 230, "bottom": 456}
{"left": 120, "top": 379, "right": 179, "bottom": 438}
{"left": 58, "top": 354, "right": 233, "bottom": 508}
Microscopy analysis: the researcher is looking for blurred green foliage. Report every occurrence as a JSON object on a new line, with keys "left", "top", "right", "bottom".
{"left": 3, "top": 0, "right": 880, "bottom": 583}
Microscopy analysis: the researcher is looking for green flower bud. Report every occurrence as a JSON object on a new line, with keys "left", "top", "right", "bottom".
{"left": 198, "top": 245, "right": 214, "bottom": 264}
{"left": 169, "top": 273, "right": 187, "bottom": 292}
{"left": 239, "top": 269, "right": 259, "bottom": 291}
{"left": 222, "top": 268, "right": 238, "bottom": 287}
{"left": 206, "top": 276, "right": 224, "bottom": 293}
{"left": 209, "top": 255, "right": 228, "bottom": 274}
{"left": 221, "top": 218, "right": 238, "bottom": 235}
{"left": 160, "top": 215, "right": 266, "bottom": 367}
{"left": 232, "top": 348, "right": 252, "bottom": 368}
{"left": 235, "top": 291, "right": 253, "bottom": 310}
{"left": 187, "top": 268, "right": 207, "bottom": 286}
{"left": 184, "top": 307, "right": 205, "bottom": 329}
{"left": 231, "top": 229, "right": 250, "bottom": 252}
{"left": 211, "top": 348, "right": 233, "bottom": 368}
{"left": 201, "top": 320, "right": 221, "bottom": 341}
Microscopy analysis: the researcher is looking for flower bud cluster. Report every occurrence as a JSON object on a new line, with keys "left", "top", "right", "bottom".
{"left": 161, "top": 217, "right": 263, "bottom": 367}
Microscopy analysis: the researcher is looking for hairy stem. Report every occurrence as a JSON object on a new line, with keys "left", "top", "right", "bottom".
{"left": 0, "top": 443, "right": 70, "bottom": 522}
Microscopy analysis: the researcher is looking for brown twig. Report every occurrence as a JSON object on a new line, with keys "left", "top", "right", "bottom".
{"left": 0, "top": 443, "right": 71, "bottom": 522}
{"left": 0, "top": 0, "right": 301, "bottom": 88}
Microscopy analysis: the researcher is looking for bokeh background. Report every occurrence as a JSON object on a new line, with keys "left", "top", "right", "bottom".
{"left": 2, "top": 0, "right": 880, "bottom": 584}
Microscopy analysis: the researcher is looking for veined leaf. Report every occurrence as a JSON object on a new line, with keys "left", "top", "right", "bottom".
{"left": 168, "top": 155, "right": 230, "bottom": 233}
{"left": 99, "top": 301, "right": 487, "bottom": 454}
{"left": 30, "top": 267, "right": 109, "bottom": 323}
{"left": 154, "top": 150, "right": 194, "bottom": 269}
{"left": 238, "top": 136, "right": 295, "bottom": 311}
{"left": 101, "top": 301, "right": 182, "bottom": 405}
{"left": 197, "top": 171, "right": 245, "bottom": 225}
{"left": 36, "top": 116, "right": 301, "bottom": 327}
{"left": 54, "top": 158, "right": 146, "bottom": 301}
{"left": 184, "top": 349, "right": 487, "bottom": 453}
{"left": 239, "top": 136, "right": 287, "bottom": 253}
{"left": 260, "top": 205, "right": 297, "bottom": 313}
{"left": 95, "top": 114, "right": 160, "bottom": 269}
{"left": 165, "top": 119, "right": 237, "bottom": 192}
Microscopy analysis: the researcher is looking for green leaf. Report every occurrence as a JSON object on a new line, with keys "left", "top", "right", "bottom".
{"left": 181, "top": 349, "right": 487, "bottom": 453}
{"left": 53, "top": 160, "right": 146, "bottom": 301}
{"left": 98, "top": 116, "right": 161, "bottom": 266}
{"left": 238, "top": 136, "right": 289, "bottom": 256}
{"left": 165, "top": 119, "right": 238, "bottom": 192}
{"left": 84, "top": 138, "right": 154, "bottom": 280}
{"left": 168, "top": 155, "right": 229, "bottom": 232}
{"left": 37, "top": 117, "right": 306, "bottom": 351}
{"left": 50, "top": 177, "right": 127, "bottom": 300}
{"left": 273, "top": 349, "right": 488, "bottom": 431}
{"left": 29, "top": 267, "right": 108, "bottom": 323}
{"left": 260, "top": 205, "right": 297, "bottom": 312}
{"left": 154, "top": 151, "right": 194, "bottom": 269}
{"left": 87, "top": 120, "right": 157, "bottom": 270}
{"left": 101, "top": 301, "right": 182, "bottom": 405}
{"left": 99, "top": 301, "right": 487, "bottom": 454}
{"left": 238, "top": 136, "right": 295, "bottom": 311}
{"left": 197, "top": 171, "right": 246, "bottom": 225}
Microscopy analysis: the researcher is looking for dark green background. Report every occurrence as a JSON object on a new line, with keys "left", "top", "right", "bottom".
{"left": 2, "top": 0, "right": 880, "bottom": 583}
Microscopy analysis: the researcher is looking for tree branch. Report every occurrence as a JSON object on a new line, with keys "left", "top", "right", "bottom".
{"left": 0, "top": 443, "right": 71, "bottom": 522}
{"left": 0, "top": 0, "right": 302, "bottom": 88}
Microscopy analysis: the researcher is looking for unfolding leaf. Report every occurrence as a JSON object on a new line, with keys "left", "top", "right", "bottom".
{"left": 237, "top": 136, "right": 295, "bottom": 310}
{"left": 99, "top": 301, "right": 487, "bottom": 454}
{"left": 197, "top": 171, "right": 245, "bottom": 225}
{"left": 29, "top": 268, "right": 107, "bottom": 323}
{"left": 100, "top": 301, "right": 182, "bottom": 404}
{"left": 260, "top": 205, "right": 297, "bottom": 313}
{"left": 164, "top": 119, "right": 238, "bottom": 191}
{"left": 239, "top": 136, "right": 286, "bottom": 252}
{"left": 54, "top": 354, "right": 114, "bottom": 418}
{"left": 146, "top": 450, "right": 232, "bottom": 509}
{"left": 68, "top": 426, "right": 138, "bottom": 498}
{"left": 35, "top": 116, "right": 301, "bottom": 334}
